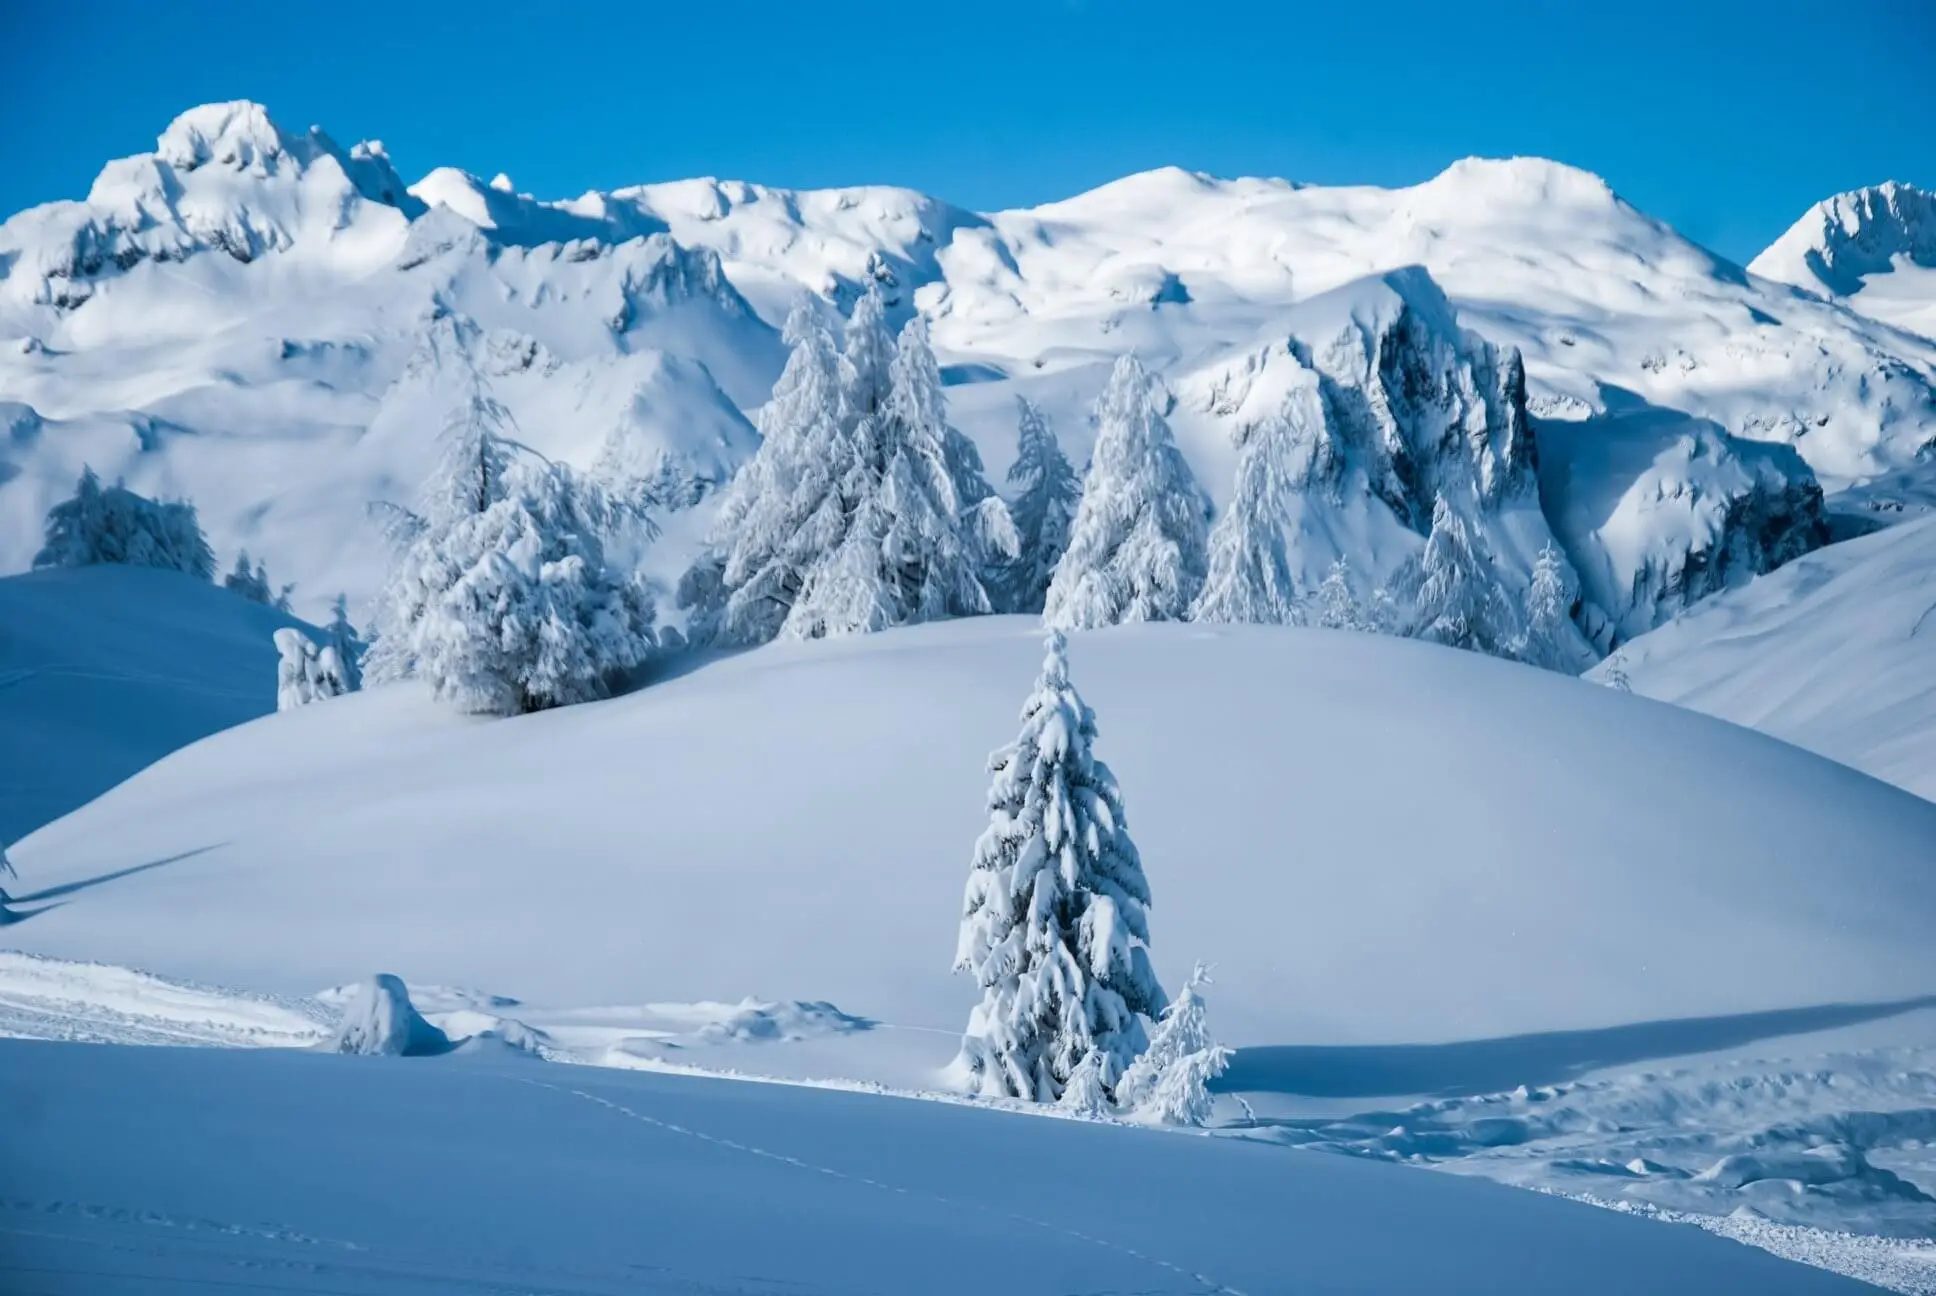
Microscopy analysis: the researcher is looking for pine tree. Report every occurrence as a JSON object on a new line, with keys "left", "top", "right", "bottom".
{"left": 792, "top": 315, "right": 992, "bottom": 633}
{"left": 368, "top": 388, "right": 654, "bottom": 715}
{"left": 1518, "top": 542, "right": 1576, "bottom": 671}
{"left": 1117, "top": 962, "right": 1231, "bottom": 1127}
{"left": 1002, "top": 398, "right": 1081, "bottom": 614}
{"left": 1313, "top": 557, "right": 1369, "bottom": 631}
{"left": 1413, "top": 495, "right": 1513, "bottom": 653}
{"left": 325, "top": 594, "right": 365, "bottom": 692}
{"left": 33, "top": 467, "right": 214, "bottom": 579}
{"left": 953, "top": 630, "right": 1165, "bottom": 1102}
{"left": 682, "top": 301, "right": 851, "bottom": 642}
{"left": 1044, "top": 355, "right": 1208, "bottom": 629}
{"left": 1192, "top": 414, "right": 1307, "bottom": 625}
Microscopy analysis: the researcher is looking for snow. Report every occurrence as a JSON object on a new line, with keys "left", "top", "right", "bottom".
{"left": 1591, "top": 513, "right": 1936, "bottom": 801}
{"left": 1751, "top": 181, "right": 1936, "bottom": 339}
{"left": 0, "top": 1036, "right": 1874, "bottom": 1294}
{"left": 0, "top": 564, "right": 307, "bottom": 844}
{"left": 4, "top": 100, "right": 1931, "bottom": 637}
{"left": 12, "top": 618, "right": 1933, "bottom": 1046}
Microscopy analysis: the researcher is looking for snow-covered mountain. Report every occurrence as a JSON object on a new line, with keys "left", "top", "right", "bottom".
{"left": 1, "top": 101, "right": 1930, "bottom": 646}
{"left": 1751, "top": 181, "right": 1936, "bottom": 340}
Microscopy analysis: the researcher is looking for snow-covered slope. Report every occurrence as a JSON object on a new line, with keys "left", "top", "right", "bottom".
{"left": 0, "top": 564, "right": 305, "bottom": 844}
{"left": 1592, "top": 513, "right": 1936, "bottom": 801}
{"left": 11, "top": 619, "right": 1934, "bottom": 1045}
{"left": 1752, "top": 182, "right": 1936, "bottom": 339}
{"left": 4, "top": 101, "right": 1929, "bottom": 642}
{"left": 8, "top": 619, "right": 1936, "bottom": 1279}
{"left": 0, "top": 1038, "right": 1866, "bottom": 1295}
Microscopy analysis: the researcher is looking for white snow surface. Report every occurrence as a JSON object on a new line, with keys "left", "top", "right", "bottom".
{"left": 14, "top": 619, "right": 1933, "bottom": 1047}
{"left": 1592, "top": 513, "right": 1936, "bottom": 801}
{"left": 3, "top": 102, "right": 1933, "bottom": 629}
{"left": 0, "top": 1036, "right": 1872, "bottom": 1295}
{"left": 0, "top": 564, "right": 308, "bottom": 843}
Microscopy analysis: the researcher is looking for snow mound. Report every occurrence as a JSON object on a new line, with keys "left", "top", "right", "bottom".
{"left": 326, "top": 974, "right": 452, "bottom": 1057}
{"left": 1594, "top": 513, "right": 1936, "bottom": 801}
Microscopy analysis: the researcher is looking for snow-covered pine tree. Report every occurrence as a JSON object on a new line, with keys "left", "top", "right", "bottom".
{"left": 325, "top": 594, "right": 366, "bottom": 692}
{"left": 33, "top": 467, "right": 215, "bottom": 579}
{"left": 1117, "top": 961, "right": 1231, "bottom": 1127}
{"left": 1002, "top": 398, "right": 1081, "bottom": 613}
{"left": 1412, "top": 495, "right": 1514, "bottom": 653}
{"left": 681, "top": 302, "right": 852, "bottom": 644}
{"left": 1518, "top": 542, "right": 1577, "bottom": 671}
{"left": 1314, "top": 557, "right": 1370, "bottom": 631}
{"left": 952, "top": 630, "right": 1165, "bottom": 1102}
{"left": 785, "top": 315, "right": 998, "bottom": 636}
{"left": 1192, "top": 414, "right": 1306, "bottom": 625}
{"left": 1044, "top": 355, "right": 1208, "bottom": 629}
{"left": 368, "top": 386, "right": 654, "bottom": 715}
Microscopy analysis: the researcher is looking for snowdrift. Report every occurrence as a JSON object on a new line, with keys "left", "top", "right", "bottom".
{"left": 0, "top": 564, "right": 306, "bottom": 843}
{"left": 12, "top": 619, "right": 1936, "bottom": 1058}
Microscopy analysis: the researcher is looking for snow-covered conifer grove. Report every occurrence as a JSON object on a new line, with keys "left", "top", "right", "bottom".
{"left": 684, "top": 285, "right": 1006, "bottom": 642}
{"left": 952, "top": 630, "right": 1165, "bottom": 1102}
{"left": 32, "top": 468, "right": 215, "bottom": 580}
{"left": 366, "top": 378, "right": 656, "bottom": 716}
{"left": 1043, "top": 355, "right": 1209, "bottom": 629}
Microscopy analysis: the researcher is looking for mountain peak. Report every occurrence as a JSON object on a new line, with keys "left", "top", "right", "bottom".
{"left": 1751, "top": 180, "right": 1936, "bottom": 298}
{"left": 155, "top": 101, "right": 299, "bottom": 175}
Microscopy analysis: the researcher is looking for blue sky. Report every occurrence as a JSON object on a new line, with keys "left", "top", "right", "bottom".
{"left": 3, "top": 1, "right": 1931, "bottom": 262}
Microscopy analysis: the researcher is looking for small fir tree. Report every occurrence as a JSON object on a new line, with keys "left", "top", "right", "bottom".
{"left": 952, "top": 630, "right": 1165, "bottom": 1102}
{"left": 1117, "top": 962, "right": 1232, "bottom": 1127}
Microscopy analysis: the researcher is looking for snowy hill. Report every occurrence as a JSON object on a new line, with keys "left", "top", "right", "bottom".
{"left": 0, "top": 1039, "right": 1868, "bottom": 1295}
{"left": 1593, "top": 513, "right": 1936, "bottom": 801}
{"left": 3, "top": 102, "right": 1931, "bottom": 646}
{"left": 9, "top": 619, "right": 1936, "bottom": 1283}
{"left": 1752, "top": 181, "right": 1936, "bottom": 339}
{"left": 0, "top": 564, "right": 305, "bottom": 844}
{"left": 12, "top": 618, "right": 1935, "bottom": 1048}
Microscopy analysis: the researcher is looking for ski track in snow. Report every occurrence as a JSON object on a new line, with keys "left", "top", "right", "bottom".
{"left": 507, "top": 1075, "right": 1247, "bottom": 1296}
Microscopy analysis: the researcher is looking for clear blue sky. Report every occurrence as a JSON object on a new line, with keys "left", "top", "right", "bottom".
{"left": 3, "top": 1, "right": 1931, "bottom": 263}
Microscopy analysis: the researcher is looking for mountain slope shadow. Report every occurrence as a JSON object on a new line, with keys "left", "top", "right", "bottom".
{"left": 1221, "top": 996, "right": 1936, "bottom": 1100}
{"left": 0, "top": 844, "right": 223, "bottom": 925}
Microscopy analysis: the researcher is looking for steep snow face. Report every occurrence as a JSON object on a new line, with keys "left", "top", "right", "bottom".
{"left": 1592, "top": 514, "right": 1936, "bottom": 802}
{"left": 1751, "top": 182, "right": 1936, "bottom": 338}
{"left": 1537, "top": 408, "right": 1828, "bottom": 647}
